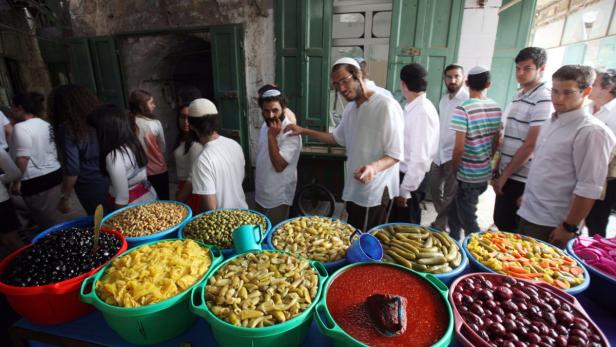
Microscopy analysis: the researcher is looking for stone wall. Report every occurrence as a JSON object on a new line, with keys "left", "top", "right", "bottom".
{"left": 0, "top": 9, "right": 53, "bottom": 98}
{"left": 68, "top": 0, "right": 276, "bottom": 164}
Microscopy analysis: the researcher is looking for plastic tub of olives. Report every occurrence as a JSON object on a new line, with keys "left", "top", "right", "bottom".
{"left": 179, "top": 208, "right": 271, "bottom": 258}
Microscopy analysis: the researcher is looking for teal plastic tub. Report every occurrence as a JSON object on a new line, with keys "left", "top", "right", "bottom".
{"left": 179, "top": 208, "right": 271, "bottom": 258}
{"left": 314, "top": 262, "right": 454, "bottom": 347}
{"left": 101, "top": 200, "right": 192, "bottom": 248}
{"left": 79, "top": 239, "right": 223, "bottom": 345}
{"left": 190, "top": 250, "right": 328, "bottom": 347}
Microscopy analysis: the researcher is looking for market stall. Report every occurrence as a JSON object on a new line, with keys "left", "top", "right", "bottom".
{"left": 2, "top": 203, "right": 615, "bottom": 347}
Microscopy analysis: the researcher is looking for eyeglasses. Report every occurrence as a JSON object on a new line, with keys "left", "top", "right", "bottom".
{"left": 332, "top": 74, "right": 353, "bottom": 89}
{"left": 550, "top": 88, "right": 582, "bottom": 97}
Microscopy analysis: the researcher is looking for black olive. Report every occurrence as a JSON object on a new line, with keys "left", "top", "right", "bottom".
{"left": 1, "top": 227, "right": 121, "bottom": 286}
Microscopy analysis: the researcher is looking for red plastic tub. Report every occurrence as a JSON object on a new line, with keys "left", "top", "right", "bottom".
{"left": 0, "top": 228, "right": 127, "bottom": 324}
{"left": 449, "top": 273, "right": 609, "bottom": 347}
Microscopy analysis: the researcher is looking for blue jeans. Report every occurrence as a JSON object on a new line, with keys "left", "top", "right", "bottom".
{"left": 448, "top": 180, "right": 488, "bottom": 241}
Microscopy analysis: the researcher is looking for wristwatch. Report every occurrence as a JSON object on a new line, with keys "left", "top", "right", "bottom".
{"left": 562, "top": 222, "right": 580, "bottom": 235}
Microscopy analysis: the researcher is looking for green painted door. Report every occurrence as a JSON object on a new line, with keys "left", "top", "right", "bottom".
{"left": 387, "top": 0, "right": 464, "bottom": 105}
{"left": 490, "top": 0, "right": 537, "bottom": 108}
{"left": 89, "top": 37, "right": 126, "bottom": 108}
{"left": 276, "top": 0, "right": 332, "bottom": 139}
{"left": 68, "top": 37, "right": 125, "bottom": 108}
{"left": 68, "top": 38, "right": 97, "bottom": 94}
{"left": 210, "top": 24, "right": 250, "bottom": 164}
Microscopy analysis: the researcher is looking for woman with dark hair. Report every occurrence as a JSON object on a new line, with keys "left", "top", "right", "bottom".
{"left": 89, "top": 104, "right": 156, "bottom": 209}
{"left": 12, "top": 92, "right": 84, "bottom": 229}
{"left": 188, "top": 98, "right": 247, "bottom": 211}
{"left": 48, "top": 84, "right": 109, "bottom": 214}
{"left": 173, "top": 87, "right": 203, "bottom": 212}
{"left": 129, "top": 89, "right": 169, "bottom": 200}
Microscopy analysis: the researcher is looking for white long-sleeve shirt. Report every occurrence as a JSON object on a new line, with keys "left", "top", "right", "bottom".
{"left": 0, "top": 149, "right": 21, "bottom": 202}
{"left": 399, "top": 94, "right": 440, "bottom": 199}
{"left": 518, "top": 108, "right": 616, "bottom": 227}
{"left": 435, "top": 88, "right": 469, "bottom": 165}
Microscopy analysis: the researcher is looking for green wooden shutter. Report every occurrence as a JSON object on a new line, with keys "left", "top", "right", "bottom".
{"left": 210, "top": 24, "right": 249, "bottom": 160}
{"left": 490, "top": 0, "right": 537, "bottom": 107}
{"left": 275, "top": 0, "right": 301, "bottom": 116}
{"left": 89, "top": 37, "right": 126, "bottom": 108}
{"left": 387, "top": 0, "right": 463, "bottom": 105}
{"left": 301, "top": 0, "right": 332, "bottom": 133}
{"left": 68, "top": 38, "right": 97, "bottom": 94}
{"left": 276, "top": 0, "right": 332, "bottom": 136}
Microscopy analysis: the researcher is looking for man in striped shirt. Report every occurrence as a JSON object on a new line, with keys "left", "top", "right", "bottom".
{"left": 493, "top": 47, "right": 552, "bottom": 232}
{"left": 449, "top": 66, "right": 502, "bottom": 240}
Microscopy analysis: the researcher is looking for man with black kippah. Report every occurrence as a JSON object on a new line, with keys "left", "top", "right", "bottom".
{"left": 389, "top": 63, "right": 439, "bottom": 225}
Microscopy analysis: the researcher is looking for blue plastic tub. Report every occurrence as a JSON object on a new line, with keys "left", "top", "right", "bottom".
{"left": 33, "top": 216, "right": 94, "bottom": 243}
{"left": 265, "top": 216, "right": 356, "bottom": 273}
{"left": 463, "top": 231, "right": 590, "bottom": 295}
{"left": 367, "top": 223, "right": 469, "bottom": 286}
{"left": 101, "top": 200, "right": 192, "bottom": 248}
{"left": 566, "top": 238, "right": 616, "bottom": 312}
{"left": 179, "top": 208, "right": 271, "bottom": 259}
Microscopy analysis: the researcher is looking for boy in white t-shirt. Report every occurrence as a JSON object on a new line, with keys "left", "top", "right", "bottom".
{"left": 189, "top": 98, "right": 247, "bottom": 210}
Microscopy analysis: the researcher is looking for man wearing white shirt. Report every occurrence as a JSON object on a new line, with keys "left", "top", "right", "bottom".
{"left": 255, "top": 87, "right": 302, "bottom": 225}
{"left": 286, "top": 57, "right": 404, "bottom": 232}
{"left": 585, "top": 69, "right": 616, "bottom": 236}
{"left": 390, "top": 63, "right": 439, "bottom": 224}
{"left": 517, "top": 65, "right": 616, "bottom": 248}
{"left": 429, "top": 64, "right": 468, "bottom": 230}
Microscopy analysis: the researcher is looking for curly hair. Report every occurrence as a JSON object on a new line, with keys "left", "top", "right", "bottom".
{"left": 48, "top": 85, "right": 101, "bottom": 156}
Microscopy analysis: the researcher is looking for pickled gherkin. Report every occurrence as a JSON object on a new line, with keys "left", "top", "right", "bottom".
{"left": 371, "top": 225, "right": 461, "bottom": 274}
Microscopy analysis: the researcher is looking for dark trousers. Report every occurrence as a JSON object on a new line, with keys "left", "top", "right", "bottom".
{"left": 518, "top": 217, "right": 554, "bottom": 244}
{"left": 148, "top": 171, "right": 169, "bottom": 200}
{"left": 389, "top": 172, "right": 426, "bottom": 225}
{"left": 75, "top": 180, "right": 110, "bottom": 215}
{"left": 493, "top": 178, "right": 526, "bottom": 232}
{"left": 346, "top": 188, "right": 390, "bottom": 232}
{"left": 448, "top": 180, "right": 488, "bottom": 240}
{"left": 586, "top": 180, "right": 616, "bottom": 237}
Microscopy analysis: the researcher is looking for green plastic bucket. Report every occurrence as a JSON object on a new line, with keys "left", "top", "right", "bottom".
{"left": 79, "top": 239, "right": 223, "bottom": 345}
{"left": 314, "top": 262, "right": 454, "bottom": 347}
{"left": 190, "top": 250, "right": 329, "bottom": 347}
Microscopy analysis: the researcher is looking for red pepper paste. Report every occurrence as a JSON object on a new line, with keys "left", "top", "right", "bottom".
{"left": 326, "top": 264, "right": 449, "bottom": 347}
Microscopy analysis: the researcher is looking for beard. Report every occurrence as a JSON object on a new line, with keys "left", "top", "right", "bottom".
{"left": 446, "top": 83, "right": 462, "bottom": 94}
